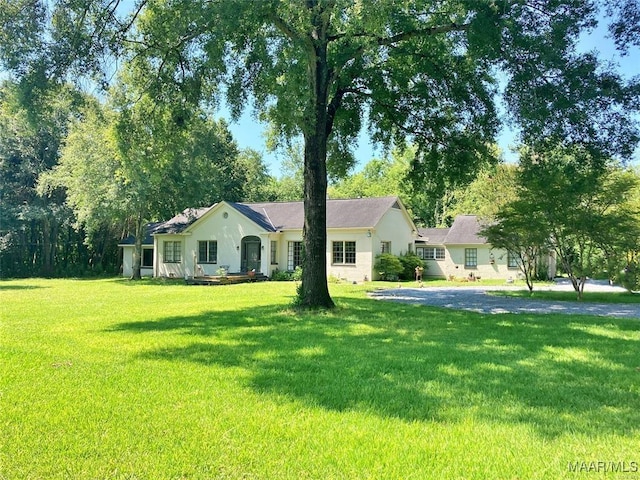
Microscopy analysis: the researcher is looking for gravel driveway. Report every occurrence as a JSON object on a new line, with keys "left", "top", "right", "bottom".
{"left": 369, "top": 281, "right": 640, "bottom": 319}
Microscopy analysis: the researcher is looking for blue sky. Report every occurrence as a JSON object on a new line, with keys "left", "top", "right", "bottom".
{"left": 220, "top": 22, "right": 640, "bottom": 176}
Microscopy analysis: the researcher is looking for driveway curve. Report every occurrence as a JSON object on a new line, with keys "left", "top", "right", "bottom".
{"left": 369, "top": 284, "right": 640, "bottom": 319}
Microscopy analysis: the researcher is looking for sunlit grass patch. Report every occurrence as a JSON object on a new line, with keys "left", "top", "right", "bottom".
{"left": 1, "top": 278, "right": 639, "bottom": 479}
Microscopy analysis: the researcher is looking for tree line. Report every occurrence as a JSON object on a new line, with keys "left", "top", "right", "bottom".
{"left": 0, "top": 80, "right": 302, "bottom": 278}
{"left": 1, "top": 1, "right": 639, "bottom": 307}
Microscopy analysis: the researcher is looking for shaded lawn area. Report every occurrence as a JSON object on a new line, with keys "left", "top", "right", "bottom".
{"left": 488, "top": 288, "right": 640, "bottom": 303}
{"left": 1, "top": 278, "right": 639, "bottom": 479}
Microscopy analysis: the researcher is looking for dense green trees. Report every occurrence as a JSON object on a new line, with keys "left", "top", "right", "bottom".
{"left": 0, "top": 82, "right": 103, "bottom": 277}
{"left": 1, "top": 1, "right": 639, "bottom": 308}
{"left": 39, "top": 84, "right": 267, "bottom": 279}
{"left": 0, "top": 78, "right": 274, "bottom": 278}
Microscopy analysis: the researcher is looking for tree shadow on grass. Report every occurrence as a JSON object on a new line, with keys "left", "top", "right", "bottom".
{"left": 110, "top": 296, "right": 640, "bottom": 438}
{"left": 0, "top": 284, "right": 46, "bottom": 290}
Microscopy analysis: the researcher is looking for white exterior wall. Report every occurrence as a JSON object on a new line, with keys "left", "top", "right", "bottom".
{"left": 326, "top": 229, "right": 373, "bottom": 283}
{"left": 122, "top": 199, "right": 417, "bottom": 283}
{"left": 122, "top": 246, "right": 133, "bottom": 277}
{"left": 121, "top": 246, "right": 154, "bottom": 278}
{"left": 373, "top": 207, "right": 416, "bottom": 256}
{"left": 154, "top": 205, "right": 270, "bottom": 278}
{"left": 277, "top": 230, "right": 303, "bottom": 273}
{"left": 265, "top": 233, "right": 283, "bottom": 277}
{"left": 155, "top": 234, "right": 186, "bottom": 278}
{"left": 369, "top": 205, "right": 416, "bottom": 280}
{"left": 422, "top": 250, "right": 446, "bottom": 278}
{"left": 438, "top": 244, "right": 520, "bottom": 281}
{"left": 186, "top": 206, "right": 267, "bottom": 276}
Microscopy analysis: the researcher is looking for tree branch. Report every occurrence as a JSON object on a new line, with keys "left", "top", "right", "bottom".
{"left": 270, "top": 12, "right": 315, "bottom": 55}
{"left": 328, "top": 21, "right": 470, "bottom": 44}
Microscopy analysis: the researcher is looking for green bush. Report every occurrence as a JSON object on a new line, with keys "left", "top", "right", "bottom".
{"left": 374, "top": 253, "right": 403, "bottom": 281}
{"left": 271, "top": 266, "right": 303, "bottom": 282}
{"left": 619, "top": 261, "right": 640, "bottom": 292}
{"left": 292, "top": 265, "right": 303, "bottom": 281}
{"left": 398, "top": 252, "right": 426, "bottom": 280}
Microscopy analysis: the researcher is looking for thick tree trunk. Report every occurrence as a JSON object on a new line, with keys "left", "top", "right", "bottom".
{"left": 299, "top": 129, "right": 334, "bottom": 308}
{"left": 297, "top": 5, "right": 335, "bottom": 309}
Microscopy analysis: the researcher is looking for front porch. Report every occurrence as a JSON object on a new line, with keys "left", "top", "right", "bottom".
{"left": 186, "top": 271, "right": 269, "bottom": 286}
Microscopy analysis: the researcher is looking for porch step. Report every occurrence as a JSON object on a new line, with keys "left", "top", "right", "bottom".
{"left": 186, "top": 272, "right": 269, "bottom": 286}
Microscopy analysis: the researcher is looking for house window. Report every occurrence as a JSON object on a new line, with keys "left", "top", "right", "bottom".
{"left": 465, "top": 248, "right": 477, "bottom": 268}
{"left": 381, "top": 241, "right": 391, "bottom": 254}
{"left": 333, "top": 241, "right": 356, "bottom": 264}
{"left": 164, "top": 241, "right": 182, "bottom": 263}
{"left": 270, "top": 241, "right": 278, "bottom": 265}
{"left": 287, "top": 241, "right": 303, "bottom": 270}
{"left": 417, "top": 246, "right": 445, "bottom": 261}
{"left": 142, "top": 248, "right": 154, "bottom": 268}
{"left": 198, "top": 240, "right": 217, "bottom": 263}
{"left": 507, "top": 251, "right": 519, "bottom": 268}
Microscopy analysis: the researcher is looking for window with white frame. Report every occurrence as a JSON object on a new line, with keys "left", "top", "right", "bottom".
{"left": 381, "top": 241, "right": 391, "bottom": 254}
{"left": 464, "top": 248, "right": 477, "bottom": 268}
{"left": 163, "top": 241, "right": 182, "bottom": 263}
{"left": 416, "top": 246, "right": 445, "bottom": 260}
{"left": 198, "top": 240, "right": 217, "bottom": 263}
{"left": 333, "top": 241, "right": 356, "bottom": 264}
{"left": 287, "top": 241, "right": 303, "bottom": 270}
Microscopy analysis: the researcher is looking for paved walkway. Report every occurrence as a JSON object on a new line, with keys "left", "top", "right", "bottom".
{"left": 369, "top": 282, "right": 640, "bottom": 319}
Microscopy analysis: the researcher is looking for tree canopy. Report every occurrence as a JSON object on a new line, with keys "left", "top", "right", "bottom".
{"left": 1, "top": 1, "right": 639, "bottom": 306}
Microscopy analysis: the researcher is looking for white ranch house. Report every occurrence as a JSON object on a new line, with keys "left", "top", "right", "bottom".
{"left": 119, "top": 197, "right": 554, "bottom": 282}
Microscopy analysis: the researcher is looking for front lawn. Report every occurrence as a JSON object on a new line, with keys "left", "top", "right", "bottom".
{"left": 1, "top": 279, "right": 639, "bottom": 479}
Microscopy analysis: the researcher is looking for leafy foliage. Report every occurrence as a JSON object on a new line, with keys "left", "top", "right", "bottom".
{"left": 0, "top": 81, "right": 117, "bottom": 277}
{"left": 397, "top": 252, "right": 426, "bottom": 281}
{"left": 484, "top": 146, "right": 640, "bottom": 299}
{"left": 619, "top": 261, "right": 640, "bottom": 292}
{"left": 271, "top": 266, "right": 303, "bottom": 282}
{"left": 1, "top": 1, "right": 639, "bottom": 308}
{"left": 447, "top": 163, "right": 520, "bottom": 226}
{"left": 374, "top": 253, "right": 404, "bottom": 281}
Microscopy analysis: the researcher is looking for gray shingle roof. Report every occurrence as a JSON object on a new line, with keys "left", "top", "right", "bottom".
{"left": 416, "top": 215, "right": 487, "bottom": 245}
{"left": 416, "top": 227, "right": 450, "bottom": 244}
{"left": 444, "top": 215, "right": 487, "bottom": 244}
{"left": 119, "top": 197, "right": 407, "bottom": 245}
{"left": 233, "top": 196, "right": 404, "bottom": 230}
{"left": 118, "top": 206, "right": 213, "bottom": 246}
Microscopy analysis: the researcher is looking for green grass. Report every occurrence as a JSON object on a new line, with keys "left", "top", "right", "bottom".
{"left": 1, "top": 278, "right": 639, "bottom": 479}
{"left": 488, "top": 289, "right": 640, "bottom": 303}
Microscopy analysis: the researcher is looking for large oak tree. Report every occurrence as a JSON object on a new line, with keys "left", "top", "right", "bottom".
{"left": 2, "top": 0, "right": 638, "bottom": 307}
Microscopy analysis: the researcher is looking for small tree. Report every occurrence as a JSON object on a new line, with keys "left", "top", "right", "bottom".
{"left": 481, "top": 207, "right": 549, "bottom": 293}
{"left": 492, "top": 147, "right": 640, "bottom": 300}
{"left": 619, "top": 258, "right": 640, "bottom": 293}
